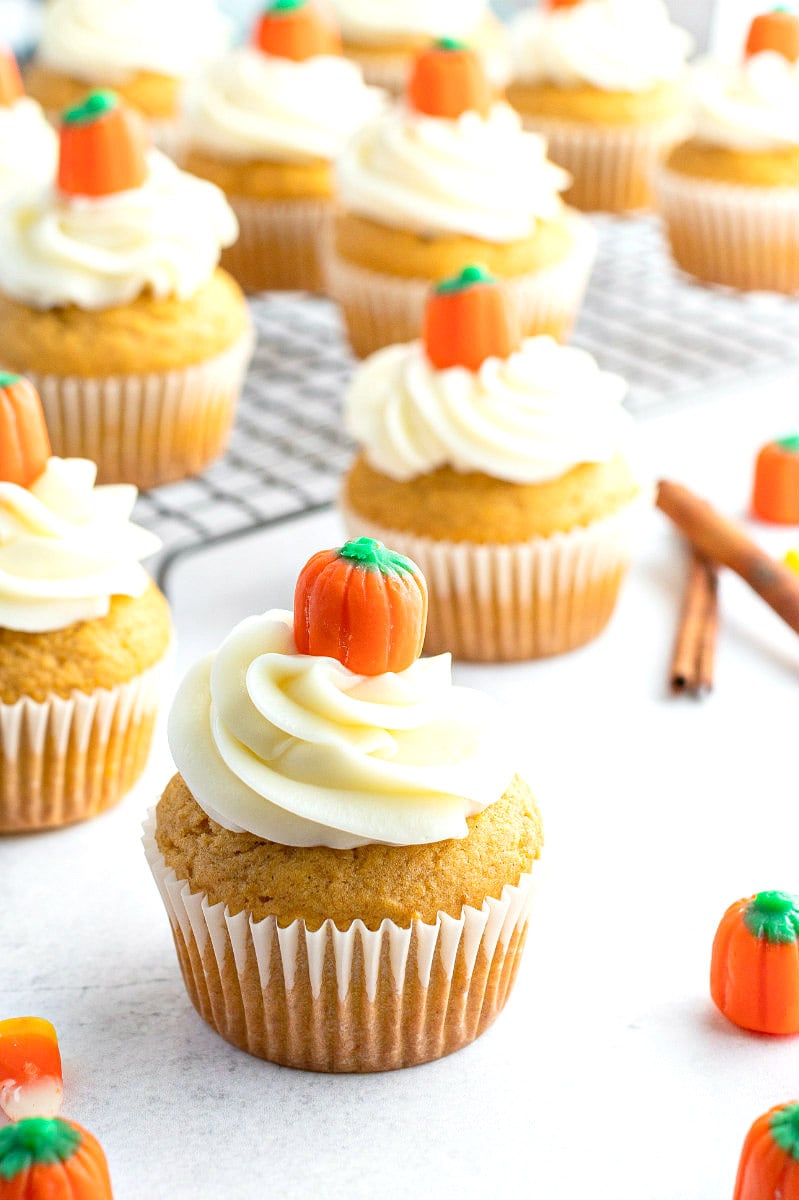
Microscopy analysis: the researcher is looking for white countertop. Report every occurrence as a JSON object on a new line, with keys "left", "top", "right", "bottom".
{"left": 2, "top": 371, "right": 799, "bottom": 1200}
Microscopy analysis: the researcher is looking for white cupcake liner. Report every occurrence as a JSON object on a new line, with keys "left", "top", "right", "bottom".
{"left": 1, "top": 657, "right": 166, "bottom": 833}
{"left": 221, "top": 196, "right": 333, "bottom": 295}
{"left": 323, "top": 211, "right": 596, "bottom": 359}
{"left": 143, "top": 812, "right": 535, "bottom": 1072}
{"left": 655, "top": 166, "right": 799, "bottom": 294}
{"left": 341, "top": 493, "right": 648, "bottom": 660}
{"left": 25, "top": 328, "right": 254, "bottom": 490}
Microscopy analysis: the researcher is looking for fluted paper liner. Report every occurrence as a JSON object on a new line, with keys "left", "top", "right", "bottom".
{"left": 1, "top": 658, "right": 165, "bottom": 833}
{"left": 342, "top": 495, "right": 648, "bottom": 661}
{"left": 26, "top": 328, "right": 254, "bottom": 490}
{"left": 143, "top": 813, "right": 536, "bottom": 1072}
{"left": 323, "top": 212, "right": 596, "bottom": 359}
{"left": 656, "top": 167, "right": 799, "bottom": 294}
{"left": 221, "top": 196, "right": 332, "bottom": 295}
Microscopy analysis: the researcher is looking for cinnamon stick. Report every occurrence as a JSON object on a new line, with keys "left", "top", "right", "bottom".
{"left": 657, "top": 480, "right": 799, "bottom": 638}
{"left": 670, "top": 551, "right": 718, "bottom": 696}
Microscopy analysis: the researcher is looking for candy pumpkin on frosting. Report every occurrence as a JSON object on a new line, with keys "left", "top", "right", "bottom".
{"left": 58, "top": 90, "right": 148, "bottom": 198}
{"left": 423, "top": 265, "right": 522, "bottom": 372}
{"left": 0, "top": 374, "right": 51, "bottom": 489}
{"left": 0, "top": 45, "right": 23, "bottom": 108}
{"left": 734, "top": 1101, "right": 799, "bottom": 1200}
{"left": 408, "top": 39, "right": 492, "bottom": 120}
{"left": 0, "top": 1117, "right": 112, "bottom": 1200}
{"left": 253, "top": 0, "right": 342, "bottom": 62}
{"left": 745, "top": 8, "right": 799, "bottom": 63}
{"left": 711, "top": 890, "right": 799, "bottom": 1035}
{"left": 294, "top": 537, "right": 428, "bottom": 675}
{"left": 546, "top": 0, "right": 585, "bottom": 8}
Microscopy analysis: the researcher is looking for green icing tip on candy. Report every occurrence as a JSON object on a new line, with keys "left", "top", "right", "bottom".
{"left": 771, "top": 1104, "right": 799, "bottom": 1162}
{"left": 0, "top": 1119, "right": 81, "bottom": 1181}
{"left": 435, "top": 264, "right": 495, "bottom": 294}
{"left": 776, "top": 434, "right": 799, "bottom": 453}
{"left": 744, "top": 891, "right": 799, "bottom": 944}
{"left": 339, "top": 537, "right": 416, "bottom": 575}
{"left": 268, "top": 0, "right": 307, "bottom": 11}
{"left": 436, "top": 36, "right": 468, "bottom": 51}
{"left": 62, "top": 90, "right": 117, "bottom": 126}
{"left": 0, "top": 371, "right": 22, "bottom": 387}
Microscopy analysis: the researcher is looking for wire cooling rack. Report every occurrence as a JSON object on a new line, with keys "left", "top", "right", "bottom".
{"left": 134, "top": 213, "right": 799, "bottom": 589}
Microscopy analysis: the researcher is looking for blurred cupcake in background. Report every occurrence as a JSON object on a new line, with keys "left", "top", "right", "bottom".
{"left": 657, "top": 7, "right": 799, "bottom": 294}
{"left": 507, "top": 0, "right": 692, "bottom": 213}
{"left": 183, "top": 0, "right": 383, "bottom": 294}
{"left": 325, "top": 39, "right": 595, "bottom": 358}
{"left": 0, "top": 44, "right": 57, "bottom": 202}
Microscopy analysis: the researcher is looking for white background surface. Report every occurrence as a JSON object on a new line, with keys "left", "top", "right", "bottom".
{"left": 2, "top": 369, "right": 799, "bottom": 1198}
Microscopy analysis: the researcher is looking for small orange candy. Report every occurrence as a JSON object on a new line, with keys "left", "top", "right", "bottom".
{"left": 58, "top": 91, "right": 148, "bottom": 198}
{"left": 0, "top": 1018, "right": 63, "bottom": 1122}
{"left": 408, "top": 39, "right": 493, "bottom": 120}
{"left": 546, "top": 0, "right": 585, "bottom": 8}
{"left": 711, "top": 891, "right": 799, "bottom": 1035}
{"left": 423, "top": 265, "right": 522, "bottom": 372}
{"left": 253, "top": 0, "right": 341, "bottom": 61}
{"left": 0, "top": 374, "right": 51, "bottom": 489}
{"left": 0, "top": 43, "right": 24, "bottom": 107}
{"left": 752, "top": 436, "right": 799, "bottom": 525}
{"left": 745, "top": 8, "right": 799, "bottom": 62}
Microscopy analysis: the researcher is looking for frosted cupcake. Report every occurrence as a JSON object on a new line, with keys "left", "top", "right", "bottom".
{"left": 0, "top": 45, "right": 57, "bottom": 203}
{"left": 657, "top": 9, "right": 799, "bottom": 294}
{"left": 325, "top": 40, "right": 595, "bottom": 358}
{"left": 341, "top": 266, "right": 647, "bottom": 661}
{"left": 0, "top": 376, "right": 171, "bottom": 832}
{"left": 145, "top": 537, "right": 543, "bottom": 1071}
{"left": 0, "top": 91, "right": 252, "bottom": 490}
{"left": 183, "top": 0, "right": 382, "bottom": 294}
{"left": 507, "top": 0, "right": 692, "bottom": 213}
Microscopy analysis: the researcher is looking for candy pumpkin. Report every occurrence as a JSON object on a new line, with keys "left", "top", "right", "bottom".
{"left": 546, "top": 0, "right": 585, "bottom": 8}
{"left": 294, "top": 538, "right": 428, "bottom": 675}
{"left": 0, "top": 1018, "right": 63, "bottom": 1122}
{"left": 423, "top": 265, "right": 521, "bottom": 371}
{"left": 0, "top": 45, "right": 24, "bottom": 108}
{"left": 733, "top": 1101, "right": 799, "bottom": 1200}
{"left": 711, "top": 890, "right": 799, "bottom": 1035}
{"left": 408, "top": 40, "right": 492, "bottom": 120}
{"left": 752, "top": 436, "right": 799, "bottom": 525}
{"left": 253, "top": 0, "right": 341, "bottom": 62}
{"left": 58, "top": 91, "right": 148, "bottom": 198}
{"left": 745, "top": 9, "right": 799, "bottom": 62}
{"left": 0, "top": 375, "right": 51, "bottom": 489}
{"left": 0, "top": 1117, "right": 112, "bottom": 1200}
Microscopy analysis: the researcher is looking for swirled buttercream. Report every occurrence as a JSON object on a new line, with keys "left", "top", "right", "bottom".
{"left": 346, "top": 335, "right": 633, "bottom": 483}
{"left": 0, "top": 457, "right": 160, "bottom": 632}
{"left": 37, "top": 0, "right": 230, "bottom": 84}
{"left": 690, "top": 52, "right": 799, "bottom": 152}
{"left": 0, "top": 149, "right": 238, "bottom": 310}
{"left": 336, "top": 102, "right": 570, "bottom": 241}
{"left": 0, "top": 99, "right": 57, "bottom": 199}
{"left": 511, "top": 0, "right": 692, "bottom": 92}
{"left": 168, "top": 610, "right": 513, "bottom": 848}
{"left": 329, "top": 0, "right": 488, "bottom": 45}
{"left": 186, "top": 47, "right": 383, "bottom": 163}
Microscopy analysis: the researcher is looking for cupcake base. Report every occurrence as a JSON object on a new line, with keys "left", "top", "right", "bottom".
{"left": 221, "top": 197, "right": 331, "bottom": 295}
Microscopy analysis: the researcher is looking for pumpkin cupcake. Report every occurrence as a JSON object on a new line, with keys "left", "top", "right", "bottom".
{"left": 0, "top": 376, "right": 171, "bottom": 833}
{"left": 506, "top": 0, "right": 693, "bottom": 213}
{"left": 0, "top": 45, "right": 57, "bottom": 203}
{"left": 183, "top": 0, "right": 382, "bottom": 294}
{"left": 341, "top": 266, "right": 648, "bottom": 661}
{"left": 0, "top": 90, "right": 252, "bottom": 490}
{"left": 145, "top": 537, "right": 544, "bottom": 1072}
{"left": 325, "top": 39, "right": 595, "bottom": 358}
{"left": 657, "top": 9, "right": 799, "bottom": 294}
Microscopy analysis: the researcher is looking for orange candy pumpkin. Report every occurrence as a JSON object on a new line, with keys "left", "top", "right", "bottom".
{"left": 546, "top": 0, "right": 585, "bottom": 8}
{"left": 58, "top": 91, "right": 148, "bottom": 198}
{"left": 0, "top": 44, "right": 24, "bottom": 107}
{"left": 0, "top": 374, "right": 51, "bottom": 488}
{"left": 0, "top": 1117, "right": 112, "bottom": 1200}
{"left": 752, "top": 436, "right": 799, "bottom": 525}
{"left": 734, "top": 1101, "right": 799, "bottom": 1200}
{"left": 423, "top": 265, "right": 521, "bottom": 372}
{"left": 711, "top": 891, "right": 799, "bottom": 1035}
{"left": 254, "top": 0, "right": 341, "bottom": 62}
{"left": 408, "top": 39, "right": 492, "bottom": 120}
{"left": 294, "top": 538, "right": 428, "bottom": 675}
{"left": 745, "top": 9, "right": 799, "bottom": 62}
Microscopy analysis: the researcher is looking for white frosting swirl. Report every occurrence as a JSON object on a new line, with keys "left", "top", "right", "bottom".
{"left": 186, "top": 47, "right": 383, "bottom": 163}
{"left": 511, "top": 0, "right": 692, "bottom": 93}
{"left": 0, "top": 149, "right": 238, "bottom": 310}
{"left": 0, "top": 457, "right": 160, "bottom": 633}
{"left": 329, "top": 0, "right": 488, "bottom": 45}
{"left": 0, "top": 99, "right": 57, "bottom": 201}
{"left": 346, "top": 335, "right": 634, "bottom": 484}
{"left": 690, "top": 52, "right": 799, "bottom": 152}
{"left": 37, "top": 0, "right": 230, "bottom": 84}
{"left": 337, "top": 101, "right": 570, "bottom": 241}
{"left": 168, "top": 609, "right": 513, "bottom": 848}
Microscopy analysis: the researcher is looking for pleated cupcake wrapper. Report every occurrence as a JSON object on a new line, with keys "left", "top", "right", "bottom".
{"left": 221, "top": 196, "right": 332, "bottom": 295}
{"left": 323, "top": 212, "right": 596, "bottom": 359}
{"left": 655, "top": 167, "right": 799, "bottom": 294}
{"left": 1, "top": 658, "right": 166, "bottom": 833}
{"left": 341, "top": 493, "right": 648, "bottom": 661}
{"left": 518, "top": 113, "right": 689, "bottom": 213}
{"left": 143, "top": 813, "right": 536, "bottom": 1072}
{"left": 26, "top": 328, "right": 254, "bottom": 491}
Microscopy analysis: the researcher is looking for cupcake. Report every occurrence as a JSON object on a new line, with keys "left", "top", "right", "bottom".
{"left": 328, "top": 0, "right": 510, "bottom": 95}
{"left": 0, "top": 375, "right": 171, "bottom": 833}
{"left": 656, "top": 9, "right": 799, "bottom": 294}
{"left": 24, "top": 0, "right": 229, "bottom": 156}
{"left": 144, "top": 536, "right": 543, "bottom": 1071}
{"left": 506, "top": 0, "right": 692, "bottom": 213}
{"left": 183, "top": 0, "right": 382, "bottom": 294}
{"left": 341, "top": 266, "right": 647, "bottom": 661}
{"left": 325, "top": 39, "right": 595, "bottom": 359}
{"left": 0, "top": 91, "right": 252, "bottom": 490}
{"left": 0, "top": 45, "right": 57, "bottom": 203}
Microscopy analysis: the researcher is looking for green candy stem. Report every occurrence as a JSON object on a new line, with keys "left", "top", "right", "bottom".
{"left": 744, "top": 891, "right": 799, "bottom": 944}
{"left": 0, "top": 1118, "right": 82, "bottom": 1181}
{"left": 436, "top": 36, "right": 468, "bottom": 51}
{"left": 338, "top": 537, "right": 416, "bottom": 576}
{"left": 771, "top": 1103, "right": 799, "bottom": 1162}
{"left": 776, "top": 434, "right": 799, "bottom": 454}
{"left": 0, "top": 371, "right": 22, "bottom": 387}
{"left": 62, "top": 89, "right": 117, "bottom": 126}
{"left": 267, "top": 0, "right": 307, "bottom": 12}
{"left": 435, "top": 263, "right": 495, "bottom": 295}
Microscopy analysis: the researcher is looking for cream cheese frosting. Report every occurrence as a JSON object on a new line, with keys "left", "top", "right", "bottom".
{"left": 37, "top": 0, "right": 230, "bottom": 84}
{"left": 186, "top": 47, "right": 383, "bottom": 164}
{"left": 168, "top": 609, "right": 514, "bottom": 848}
{"left": 336, "top": 101, "right": 570, "bottom": 241}
{"left": 329, "top": 0, "right": 489, "bottom": 45}
{"left": 0, "top": 149, "right": 238, "bottom": 311}
{"left": 0, "top": 99, "right": 57, "bottom": 200}
{"left": 690, "top": 52, "right": 799, "bottom": 152}
{"left": 346, "top": 335, "right": 634, "bottom": 484}
{"left": 511, "top": 0, "right": 692, "bottom": 93}
{"left": 0, "top": 456, "right": 160, "bottom": 633}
